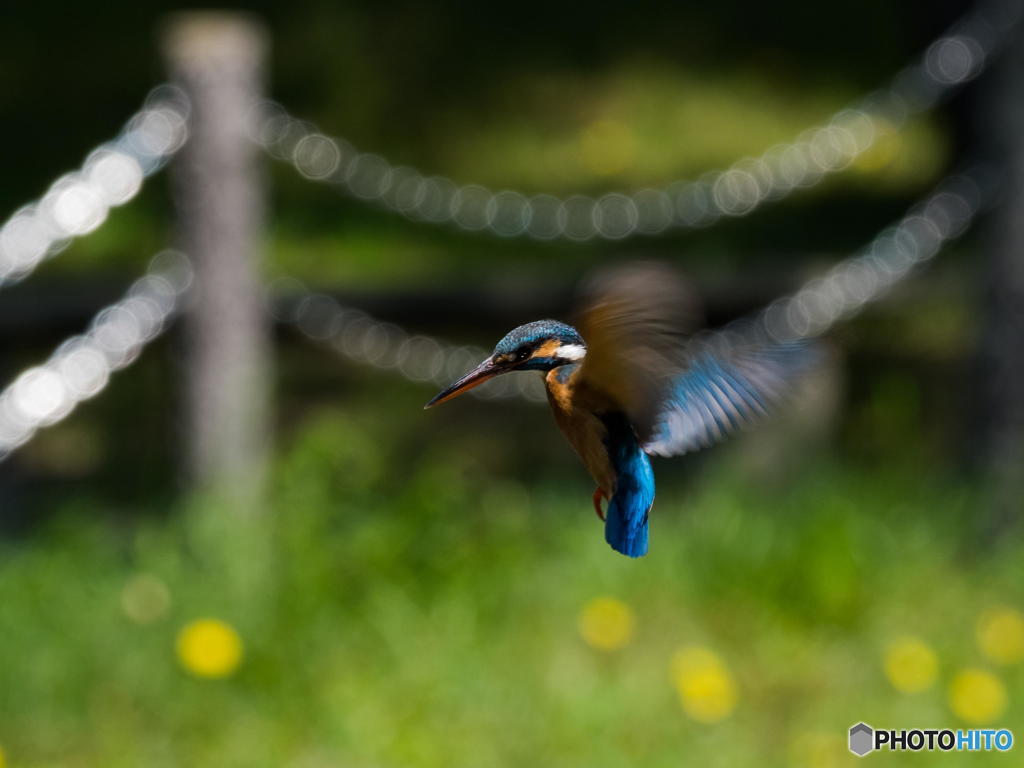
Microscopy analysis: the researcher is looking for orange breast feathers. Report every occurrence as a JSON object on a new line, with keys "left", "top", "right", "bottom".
{"left": 544, "top": 365, "right": 618, "bottom": 495}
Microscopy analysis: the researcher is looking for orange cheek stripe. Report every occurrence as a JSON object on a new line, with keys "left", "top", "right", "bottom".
{"left": 532, "top": 339, "right": 560, "bottom": 360}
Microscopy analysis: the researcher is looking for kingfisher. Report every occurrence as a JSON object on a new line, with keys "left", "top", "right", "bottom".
{"left": 425, "top": 264, "right": 816, "bottom": 558}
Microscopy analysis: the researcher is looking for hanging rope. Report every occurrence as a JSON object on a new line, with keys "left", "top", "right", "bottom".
{"left": 278, "top": 166, "right": 992, "bottom": 399}
{"left": 0, "top": 86, "right": 189, "bottom": 290}
{"left": 256, "top": 0, "right": 1017, "bottom": 242}
{"left": 0, "top": 251, "right": 192, "bottom": 459}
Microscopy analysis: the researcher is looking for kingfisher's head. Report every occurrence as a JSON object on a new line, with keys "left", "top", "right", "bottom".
{"left": 424, "top": 319, "right": 585, "bottom": 408}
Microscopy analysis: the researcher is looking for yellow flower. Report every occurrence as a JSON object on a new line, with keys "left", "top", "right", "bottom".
{"left": 121, "top": 573, "right": 171, "bottom": 625}
{"left": 670, "top": 646, "right": 738, "bottom": 723}
{"left": 176, "top": 618, "right": 244, "bottom": 679}
{"left": 883, "top": 636, "right": 938, "bottom": 693}
{"left": 948, "top": 668, "right": 1007, "bottom": 723}
{"left": 578, "top": 597, "right": 634, "bottom": 651}
{"left": 0, "top": 744, "right": 6, "bottom": 768}
{"left": 977, "top": 607, "right": 1024, "bottom": 666}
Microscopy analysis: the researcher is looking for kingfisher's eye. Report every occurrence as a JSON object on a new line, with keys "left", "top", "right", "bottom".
{"left": 516, "top": 349, "right": 531, "bottom": 361}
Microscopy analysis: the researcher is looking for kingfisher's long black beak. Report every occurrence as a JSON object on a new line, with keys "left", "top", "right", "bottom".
{"left": 424, "top": 356, "right": 504, "bottom": 408}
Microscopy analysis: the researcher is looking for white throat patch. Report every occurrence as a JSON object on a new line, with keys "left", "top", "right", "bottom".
{"left": 556, "top": 343, "right": 587, "bottom": 361}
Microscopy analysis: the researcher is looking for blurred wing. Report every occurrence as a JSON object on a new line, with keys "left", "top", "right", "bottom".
{"left": 642, "top": 336, "right": 818, "bottom": 457}
{"left": 574, "top": 263, "right": 701, "bottom": 442}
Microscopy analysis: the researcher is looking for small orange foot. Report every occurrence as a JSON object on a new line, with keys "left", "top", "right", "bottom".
{"left": 592, "top": 488, "right": 608, "bottom": 522}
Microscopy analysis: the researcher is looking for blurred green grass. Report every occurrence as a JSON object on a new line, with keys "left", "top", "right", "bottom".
{"left": 1, "top": 403, "right": 1021, "bottom": 768}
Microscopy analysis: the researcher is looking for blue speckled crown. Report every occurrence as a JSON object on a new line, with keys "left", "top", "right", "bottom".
{"left": 492, "top": 320, "right": 583, "bottom": 356}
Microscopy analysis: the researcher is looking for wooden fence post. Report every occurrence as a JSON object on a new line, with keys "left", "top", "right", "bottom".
{"left": 162, "top": 13, "right": 272, "bottom": 511}
{"left": 974, "top": 18, "right": 1024, "bottom": 538}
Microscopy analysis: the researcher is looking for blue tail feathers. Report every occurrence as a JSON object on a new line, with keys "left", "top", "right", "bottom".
{"left": 601, "top": 413, "right": 656, "bottom": 558}
{"left": 605, "top": 492, "right": 651, "bottom": 557}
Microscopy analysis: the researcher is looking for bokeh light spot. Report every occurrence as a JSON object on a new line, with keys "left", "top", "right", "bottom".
{"left": 947, "top": 668, "right": 1007, "bottom": 724}
{"left": 176, "top": 618, "right": 244, "bottom": 679}
{"left": 292, "top": 134, "right": 341, "bottom": 180}
{"left": 670, "top": 646, "right": 738, "bottom": 723}
{"left": 884, "top": 636, "right": 938, "bottom": 693}
{"left": 977, "top": 607, "right": 1024, "bottom": 666}
{"left": 121, "top": 573, "right": 171, "bottom": 625}
{"left": 578, "top": 597, "right": 634, "bottom": 651}
{"left": 926, "top": 37, "right": 978, "bottom": 85}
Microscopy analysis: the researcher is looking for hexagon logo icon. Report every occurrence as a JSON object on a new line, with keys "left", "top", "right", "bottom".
{"left": 849, "top": 722, "right": 874, "bottom": 757}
